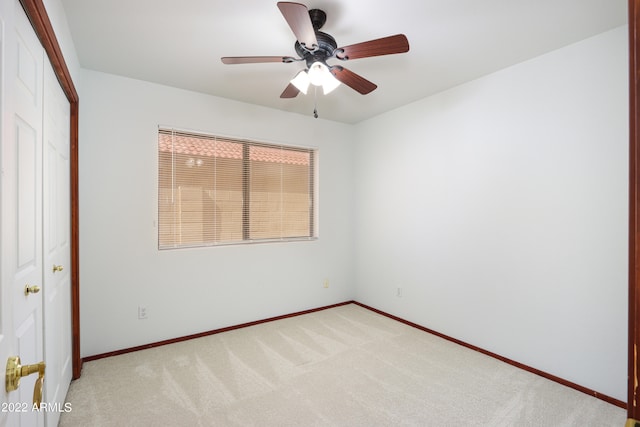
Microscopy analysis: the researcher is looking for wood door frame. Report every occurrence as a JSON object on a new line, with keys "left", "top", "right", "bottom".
{"left": 631, "top": 0, "right": 640, "bottom": 419}
{"left": 18, "top": 0, "right": 81, "bottom": 379}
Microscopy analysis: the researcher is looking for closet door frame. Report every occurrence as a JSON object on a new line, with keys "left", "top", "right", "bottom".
{"left": 19, "top": 0, "right": 81, "bottom": 379}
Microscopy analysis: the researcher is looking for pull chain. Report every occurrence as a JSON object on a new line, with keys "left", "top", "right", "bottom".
{"left": 313, "top": 86, "right": 319, "bottom": 119}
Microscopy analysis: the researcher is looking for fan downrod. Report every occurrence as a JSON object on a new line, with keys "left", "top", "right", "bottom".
{"left": 308, "top": 9, "right": 327, "bottom": 30}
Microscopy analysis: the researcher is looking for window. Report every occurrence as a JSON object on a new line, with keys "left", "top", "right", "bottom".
{"left": 158, "top": 128, "right": 316, "bottom": 249}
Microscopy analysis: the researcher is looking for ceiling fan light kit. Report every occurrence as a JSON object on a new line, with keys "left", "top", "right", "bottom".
{"left": 291, "top": 62, "right": 340, "bottom": 95}
{"left": 221, "top": 2, "right": 410, "bottom": 117}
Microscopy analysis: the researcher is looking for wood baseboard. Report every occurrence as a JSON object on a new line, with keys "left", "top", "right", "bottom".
{"left": 83, "top": 299, "right": 626, "bottom": 410}
{"left": 82, "top": 300, "right": 355, "bottom": 362}
{"left": 353, "top": 301, "right": 627, "bottom": 409}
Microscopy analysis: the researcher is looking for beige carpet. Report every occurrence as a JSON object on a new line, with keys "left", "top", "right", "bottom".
{"left": 59, "top": 304, "right": 626, "bottom": 426}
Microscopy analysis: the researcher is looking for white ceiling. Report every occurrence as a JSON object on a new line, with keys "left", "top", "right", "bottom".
{"left": 60, "top": 0, "right": 627, "bottom": 124}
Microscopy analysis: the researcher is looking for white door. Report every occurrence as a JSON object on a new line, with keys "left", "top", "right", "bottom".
{"left": 0, "top": 1, "right": 70, "bottom": 426}
{"left": 0, "top": 0, "right": 45, "bottom": 426}
{"left": 42, "top": 54, "right": 72, "bottom": 427}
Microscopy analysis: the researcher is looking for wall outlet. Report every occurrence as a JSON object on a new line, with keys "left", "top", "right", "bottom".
{"left": 396, "top": 287, "right": 402, "bottom": 297}
{"left": 138, "top": 305, "right": 148, "bottom": 320}
{"left": 323, "top": 279, "right": 330, "bottom": 288}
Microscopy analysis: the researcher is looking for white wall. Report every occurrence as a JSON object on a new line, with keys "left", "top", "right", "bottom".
{"left": 353, "top": 26, "right": 628, "bottom": 401}
{"left": 79, "top": 70, "right": 355, "bottom": 357}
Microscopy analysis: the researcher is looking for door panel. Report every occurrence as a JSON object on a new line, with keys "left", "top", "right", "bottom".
{"left": 16, "top": 118, "right": 39, "bottom": 270}
{"left": 43, "top": 56, "right": 72, "bottom": 427}
{"left": 16, "top": 30, "right": 38, "bottom": 107}
{"left": 12, "top": 11, "right": 44, "bottom": 426}
{"left": 14, "top": 113, "right": 44, "bottom": 425}
{"left": 1, "top": 1, "right": 46, "bottom": 426}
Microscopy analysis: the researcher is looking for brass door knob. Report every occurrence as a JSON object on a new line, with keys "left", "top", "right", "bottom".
{"left": 5, "top": 356, "right": 46, "bottom": 408}
{"left": 52, "top": 264, "right": 64, "bottom": 273}
{"left": 24, "top": 285, "right": 41, "bottom": 296}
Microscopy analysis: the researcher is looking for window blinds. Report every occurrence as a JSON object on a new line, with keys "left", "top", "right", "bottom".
{"left": 158, "top": 128, "right": 316, "bottom": 249}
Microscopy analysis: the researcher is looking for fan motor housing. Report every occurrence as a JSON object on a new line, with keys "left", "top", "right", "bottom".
{"left": 295, "top": 31, "right": 337, "bottom": 66}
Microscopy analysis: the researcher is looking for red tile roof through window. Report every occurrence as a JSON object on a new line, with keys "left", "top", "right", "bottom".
{"left": 159, "top": 134, "right": 309, "bottom": 165}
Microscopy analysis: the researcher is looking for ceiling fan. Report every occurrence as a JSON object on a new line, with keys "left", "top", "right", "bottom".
{"left": 221, "top": 2, "right": 410, "bottom": 99}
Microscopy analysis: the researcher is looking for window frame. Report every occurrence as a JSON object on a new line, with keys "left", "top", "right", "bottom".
{"left": 157, "top": 127, "right": 318, "bottom": 249}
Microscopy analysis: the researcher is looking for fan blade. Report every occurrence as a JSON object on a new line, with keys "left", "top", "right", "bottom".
{"left": 221, "top": 56, "right": 295, "bottom": 64}
{"left": 280, "top": 83, "right": 300, "bottom": 98}
{"left": 330, "top": 66, "right": 377, "bottom": 95}
{"left": 336, "top": 34, "right": 409, "bottom": 61}
{"left": 277, "top": 2, "right": 318, "bottom": 51}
